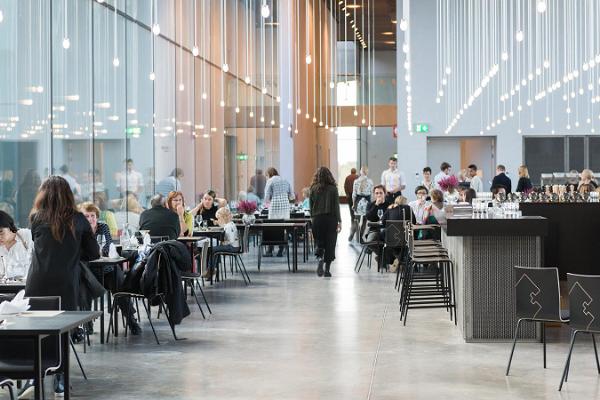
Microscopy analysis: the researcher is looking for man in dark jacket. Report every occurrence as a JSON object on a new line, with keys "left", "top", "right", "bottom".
{"left": 491, "top": 164, "right": 512, "bottom": 193}
{"left": 139, "top": 194, "right": 181, "bottom": 240}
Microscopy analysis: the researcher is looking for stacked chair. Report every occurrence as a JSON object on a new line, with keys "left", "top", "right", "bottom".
{"left": 397, "top": 223, "right": 456, "bottom": 326}
{"left": 354, "top": 216, "right": 384, "bottom": 273}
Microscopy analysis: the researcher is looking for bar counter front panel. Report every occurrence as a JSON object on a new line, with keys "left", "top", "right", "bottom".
{"left": 443, "top": 216, "right": 548, "bottom": 342}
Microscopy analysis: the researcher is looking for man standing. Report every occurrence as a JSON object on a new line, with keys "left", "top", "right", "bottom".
{"left": 467, "top": 164, "right": 484, "bottom": 192}
{"left": 434, "top": 162, "right": 451, "bottom": 189}
{"left": 491, "top": 164, "right": 512, "bottom": 193}
{"left": 381, "top": 157, "right": 406, "bottom": 204}
{"left": 250, "top": 169, "right": 267, "bottom": 200}
{"left": 116, "top": 159, "right": 144, "bottom": 197}
{"left": 344, "top": 168, "right": 359, "bottom": 240}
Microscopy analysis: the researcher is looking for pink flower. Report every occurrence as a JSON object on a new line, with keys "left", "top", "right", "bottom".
{"left": 438, "top": 175, "right": 459, "bottom": 191}
{"left": 238, "top": 200, "right": 257, "bottom": 214}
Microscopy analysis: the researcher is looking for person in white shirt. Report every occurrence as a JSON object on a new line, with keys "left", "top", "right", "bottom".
{"left": 0, "top": 211, "right": 33, "bottom": 280}
{"left": 116, "top": 159, "right": 144, "bottom": 196}
{"left": 421, "top": 167, "right": 434, "bottom": 192}
{"left": 380, "top": 157, "right": 406, "bottom": 203}
{"left": 434, "top": 162, "right": 452, "bottom": 189}
{"left": 59, "top": 164, "right": 82, "bottom": 199}
{"left": 408, "top": 186, "right": 430, "bottom": 225}
{"left": 467, "top": 164, "right": 484, "bottom": 192}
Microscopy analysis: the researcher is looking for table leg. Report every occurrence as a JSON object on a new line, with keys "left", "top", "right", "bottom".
{"left": 100, "top": 293, "right": 105, "bottom": 344}
{"left": 113, "top": 266, "right": 119, "bottom": 337}
{"left": 33, "top": 335, "right": 42, "bottom": 400}
{"left": 303, "top": 225, "right": 308, "bottom": 262}
{"left": 62, "top": 332, "right": 71, "bottom": 400}
{"left": 293, "top": 227, "right": 298, "bottom": 272}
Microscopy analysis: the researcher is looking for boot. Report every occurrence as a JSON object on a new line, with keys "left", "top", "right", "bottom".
{"left": 324, "top": 262, "right": 332, "bottom": 278}
{"left": 317, "top": 257, "right": 324, "bottom": 277}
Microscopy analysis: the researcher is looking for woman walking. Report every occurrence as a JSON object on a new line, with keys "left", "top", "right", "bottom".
{"left": 25, "top": 176, "right": 99, "bottom": 395}
{"left": 309, "top": 167, "right": 341, "bottom": 277}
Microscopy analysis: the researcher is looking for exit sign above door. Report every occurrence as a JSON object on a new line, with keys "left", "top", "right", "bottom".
{"left": 415, "top": 123, "right": 430, "bottom": 133}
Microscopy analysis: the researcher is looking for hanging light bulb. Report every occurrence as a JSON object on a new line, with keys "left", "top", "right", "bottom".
{"left": 305, "top": 54, "right": 312, "bottom": 64}
{"left": 296, "top": 108, "right": 301, "bottom": 115}
{"left": 287, "top": 103, "right": 292, "bottom": 109}
{"left": 62, "top": 37, "right": 71, "bottom": 49}
{"left": 353, "top": 109, "right": 358, "bottom": 117}
{"left": 0, "top": 10, "right": 4, "bottom": 23}
{"left": 149, "top": 72, "right": 156, "bottom": 80}
{"left": 305, "top": 113, "right": 310, "bottom": 119}
{"left": 501, "top": 52, "right": 509, "bottom": 61}
{"left": 294, "top": 128, "right": 299, "bottom": 134}
{"left": 536, "top": 1, "right": 547, "bottom": 13}
{"left": 220, "top": 100, "right": 225, "bottom": 107}
{"left": 152, "top": 23, "right": 161, "bottom": 35}
{"left": 276, "top": 96, "right": 281, "bottom": 103}
{"left": 222, "top": 63, "right": 229, "bottom": 73}
{"left": 202, "top": 92, "right": 207, "bottom": 100}
{"left": 261, "top": 2, "right": 270, "bottom": 18}
{"left": 249, "top": 111, "right": 254, "bottom": 118}
{"left": 244, "top": 76, "right": 251, "bottom": 85}
{"left": 113, "top": 57, "right": 120, "bottom": 67}
{"left": 399, "top": 18, "right": 408, "bottom": 31}
{"left": 262, "top": 87, "right": 268, "bottom": 94}
{"left": 192, "top": 46, "right": 199, "bottom": 57}
{"left": 235, "top": 107, "right": 240, "bottom": 113}
{"left": 445, "top": 66, "right": 451, "bottom": 75}
{"left": 372, "top": 130, "right": 377, "bottom": 136}
{"left": 329, "top": 81, "right": 335, "bottom": 89}
{"left": 271, "top": 119, "right": 275, "bottom": 126}
{"left": 312, "top": 117, "right": 317, "bottom": 123}
{"left": 260, "top": 116, "right": 265, "bottom": 122}
{"left": 361, "top": 118, "right": 366, "bottom": 124}
{"left": 179, "top": 83, "right": 185, "bottom": 91}
{"left": 516, "top": 30, "right": 524, "bottom": 42}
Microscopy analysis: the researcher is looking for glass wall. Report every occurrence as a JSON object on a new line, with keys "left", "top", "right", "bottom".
{"left": 0, "top": 0, "right": 280, "bottom": 228}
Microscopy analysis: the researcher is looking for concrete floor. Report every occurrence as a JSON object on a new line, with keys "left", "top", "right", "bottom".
{"left": 6, "top": 211, "right": 600, "bottom": 399}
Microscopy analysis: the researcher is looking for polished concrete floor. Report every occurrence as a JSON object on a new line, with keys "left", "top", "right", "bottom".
{"left": 7, "top": 211, "right": 600, "bottom": 399}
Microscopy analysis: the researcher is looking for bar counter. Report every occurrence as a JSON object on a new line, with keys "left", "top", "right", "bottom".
{"left": 443, "top": 215, "right": 548, "bottom": 342}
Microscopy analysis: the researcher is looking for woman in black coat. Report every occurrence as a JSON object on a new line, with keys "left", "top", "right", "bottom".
{"left": 26, "top": 176, "right": 99, "bottom": 311}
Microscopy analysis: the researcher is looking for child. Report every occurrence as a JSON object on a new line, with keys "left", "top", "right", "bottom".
{"left": 301, "top": 187, "right": 310, "bottom": 211}
{"left": 207, "top": 207, "right": 240, "bottom": 276}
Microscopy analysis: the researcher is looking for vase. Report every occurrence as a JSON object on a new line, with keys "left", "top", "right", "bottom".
{"left": 242, "top": 213, "right": 256, "bottom": 225}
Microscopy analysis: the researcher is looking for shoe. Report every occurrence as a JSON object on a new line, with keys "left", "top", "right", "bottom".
{"left": 317, "top": 258, "right": 324, "bottom": 277}
{"left": 54, "top": 374, "right": 64, "bottom": 397}
{"left": 128, "top": 319, "right": 142, "bottom": 336}
{"left": 71, "top": 327, "right": 85, "bottom": 344}
{"left": 276, "top": 250, "right": 284, "bottom": 257}
{"left": 18, "top": 380, "right": 34, "bottom": 400}
{"left": 324, "top": 271, "right": 332, "bottom": 278}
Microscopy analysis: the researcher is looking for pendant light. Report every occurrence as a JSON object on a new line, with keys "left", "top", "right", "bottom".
{"left": 62, "top": 0, "right": 70, "bottom": 49}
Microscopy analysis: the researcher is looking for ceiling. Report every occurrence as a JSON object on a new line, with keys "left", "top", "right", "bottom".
{"left": 334, "top": 0, "right": 397, "bottom": 51}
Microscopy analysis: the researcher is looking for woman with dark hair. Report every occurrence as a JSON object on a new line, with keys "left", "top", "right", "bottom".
{"left": 0, "top": 210, "right": 33, "bottom": 279}
{"left": 309, "top": 167, "right": 341, "bottom": 277}
{"left": 26, "top": 176, "right": 99, "bottom": 306}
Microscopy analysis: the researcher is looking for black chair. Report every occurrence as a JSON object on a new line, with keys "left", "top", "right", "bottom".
{"left": 214, "top": 225, "right": 251, "bottom": 284}
{"left": 0, "top": 297, "right": 63, "bottom": 400}
{"left": 0, "top": 377, "right": 14, "bottom": 400}
{"left": 558, "top": 273, "right": 600, "bottom": 391}
{"left": 182, "top": 240, "right": 212, "bottom": 318}
{"left": 506, "top": 266, "right": 569, "bottom": 375}
{"left": 354, "top": 216, "right": 383, "bottom": 273}
{"left": 150, "top": 235, "right": 170, "bottom": 244}
{"left": 384, "top": 220, "right": 408, "bottom": 276}
{"left": 257, "top": 220, "right": 290, "bottom": 271}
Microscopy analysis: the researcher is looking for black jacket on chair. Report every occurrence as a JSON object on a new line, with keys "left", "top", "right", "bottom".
{"left": 141, "top": 240, "right": 191, "bottom": 324}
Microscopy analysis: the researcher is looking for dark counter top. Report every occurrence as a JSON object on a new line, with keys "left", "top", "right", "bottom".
{"left": 445, "top": 215, "right": 548, "bottom": 237}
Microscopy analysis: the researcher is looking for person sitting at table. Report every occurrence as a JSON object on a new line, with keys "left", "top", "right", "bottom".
{"left": 460, "top": 188, "right": 477, "bottom": 204}
{"left": 93, "top": 191, "right": 118, "bottom": 237}
{"left": 365, "top": 185, "right": 390, "bottom": 224}
{"left": 382, "top": 196, "right": 416, "bottom": 226}
{"left": 194, "top": 191, "right": 219, "bottom": 227}
{"left": 408, "top": 186, "right": 429, "bottom": 225}
{"left": 301, "top": 187, "right": 311, "bottom": 211}
{"left": 206, "top": 207, "right": 240, "bottom": 277}
{"left": 0, "top": 210, "right": 33, "bottom": 280}
{"left": 139, "top": 194, "right": 180, "bottom": 240}
{"left": 246, "top": 186, "right": 261, "bottom": 206}
{"left": 166, "top": 191, "right": 194, "bottom": 236}
{"left": 79, "top": 202, "right": 141, "bottom": 335}
{"left": 578, "top": 169, "right": 598, "bottom": 191}
{"left": 113, "top": 192, "right": 144, "bottom": 231}
{"left": 25, "top": 176, "right": 100, "bottom": 396}
{"left": 491, "top": 184, "right": 507, "bottom": 200}
{"left": 422, "top": 189, "right": 446, "bottom": 224}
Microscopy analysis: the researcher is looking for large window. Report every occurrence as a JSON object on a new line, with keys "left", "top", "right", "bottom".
{"left": 0, "top": 0, "right": 279, "bottom": 228}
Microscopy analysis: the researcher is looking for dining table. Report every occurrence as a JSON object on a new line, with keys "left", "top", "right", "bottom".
{"left": 0, "top": 310, "right": 102, "bottom": 400}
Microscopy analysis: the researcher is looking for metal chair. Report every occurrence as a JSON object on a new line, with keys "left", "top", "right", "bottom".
{"left": 354, "top": 216, "right": 384, "bottom": 273}
{"left": 0, "top": 297, "right": 64, "bottom": 400}
{"left": 257, "top": 220, "right": 290, "bottom": 271}
{"left": 214, "top": 225, "right": 251, "bottom": 284}
{"left": 558, "top": 273, "right": 600, "bottom": 391}
{"left": 182, "top": 240, "right": 212, "bottom": 318}
{"left": 0, "top": 377, "right": 14, "bottom": 400}
{"left": 383, "top": 220, "right": 409, "bottom": 278}
{"left": 506, "top": 266, "right": 569, "bottom": 375}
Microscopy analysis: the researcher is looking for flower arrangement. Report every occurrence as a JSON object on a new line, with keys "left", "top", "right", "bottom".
{"left": 438, "top": 175, "right": 459, "bottom": 192}
{"left": 237, "top": 200, "right": 257, "bottom": 215}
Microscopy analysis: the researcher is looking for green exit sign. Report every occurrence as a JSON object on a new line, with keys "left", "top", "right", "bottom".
{"left": 415, "top": 123, "right": 430, "bottom": 133}
{"left": 236, "top": 153, "right": 249, "bottom": 161}
{"left": 125, "top": 127, "right": 142, "bottom": 137}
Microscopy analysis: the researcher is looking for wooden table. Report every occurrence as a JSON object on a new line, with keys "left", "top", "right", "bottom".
{"left": 88, "top": 257, "right": 128, "bottom": 343}
{"left": 0, "top": 311, "right": 101, "bottom": 400}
